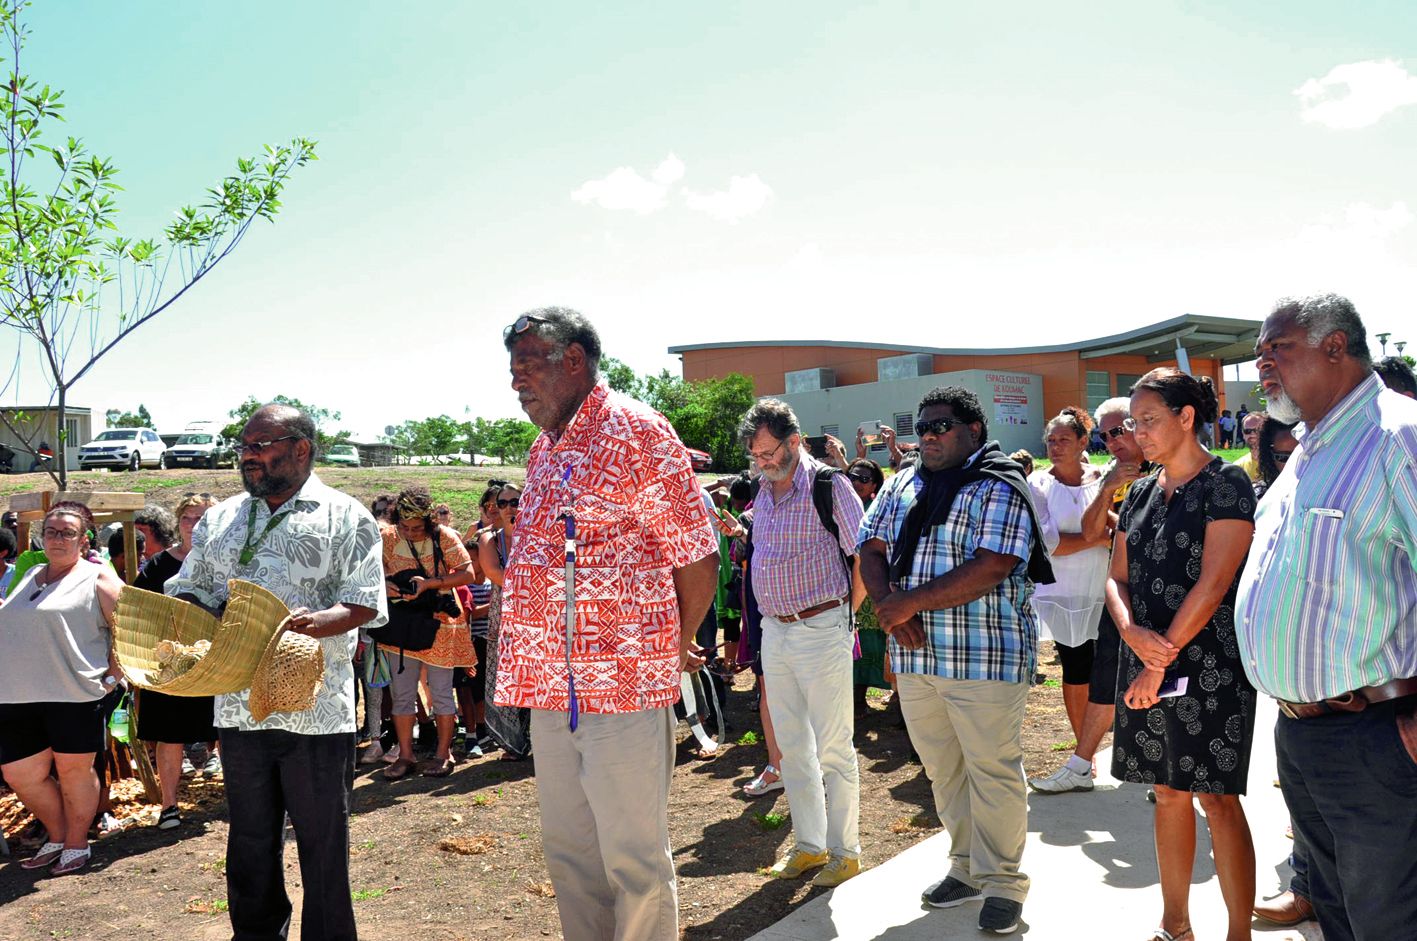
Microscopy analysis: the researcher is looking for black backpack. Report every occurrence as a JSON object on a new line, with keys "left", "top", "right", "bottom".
{"left": 746, "top": 466, "right": 855, "bottom": 612}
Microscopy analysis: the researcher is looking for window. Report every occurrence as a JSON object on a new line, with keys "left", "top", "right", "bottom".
{"left": 1086, "top": 371, "right": 1111, "bottom": 410}
{"left": 64, "top": 418, "right": 80, "bottom": 446}
{"left": 894, "top": 413, "right": 914, "bottom": 436}
{"left": 1116, "top": 374, "right": 1143, "bottom": 397}
{"left": 820, "top": 424, "right": 839, "bottom": 437}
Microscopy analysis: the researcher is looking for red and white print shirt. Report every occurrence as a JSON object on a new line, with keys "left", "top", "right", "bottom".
{"left": 494, "top": 382, "right": 717, "bottom": 713}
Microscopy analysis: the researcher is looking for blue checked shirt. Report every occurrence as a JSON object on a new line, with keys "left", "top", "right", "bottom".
{"left": 858, "top": 456, "right": 1039, "bottom": 683}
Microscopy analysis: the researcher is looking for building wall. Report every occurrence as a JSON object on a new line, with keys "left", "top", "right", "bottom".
{"left": 679, "top": 345, "right": 1231, "bottom": 424}
{"left": 780, "top": 368, "right": 1046, "bottom": 457}
{"left": 0, "top": 408, "right": 93, "bottom": 472}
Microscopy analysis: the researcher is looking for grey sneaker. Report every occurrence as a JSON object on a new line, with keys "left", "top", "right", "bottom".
{"left": 979, "top": 897, "right": 1022, "bottom": 934}
{"left": 201, "top": 754, "right": 223, "bottom": 777}
{"left": 922, "top": 875, "right": 981, "bottom": 909}
{"left": 1027, "top": 764, "right": 1094, "bottom": 794}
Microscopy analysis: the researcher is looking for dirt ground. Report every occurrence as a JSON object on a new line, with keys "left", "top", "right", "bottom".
{"left": 0, "top": 647, "right": 1083, "bottom": 941}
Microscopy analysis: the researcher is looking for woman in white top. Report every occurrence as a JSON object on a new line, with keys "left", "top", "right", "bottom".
{"left": 1028, "top": 407, "right": 1111, "bottom": 747}
{"left": 0, "top": 501, "right": 123, "bottom": 876}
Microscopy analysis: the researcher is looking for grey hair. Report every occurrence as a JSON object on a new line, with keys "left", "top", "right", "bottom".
{"left": 738, "top": 398, "right": 801, "bottom": 448}
{"left": 503, "top": 306, "right": 602, "bottom": 378}
{"left": 1271, "top": 293, "right": 1371, "bottom": 365}
{"left": 1094, "top": 397, "right": 1131, "bottom": 424}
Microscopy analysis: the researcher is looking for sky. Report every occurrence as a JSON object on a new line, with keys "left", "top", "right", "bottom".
{"left": 3, "top": 0, "right": 1416, "bottom": 440}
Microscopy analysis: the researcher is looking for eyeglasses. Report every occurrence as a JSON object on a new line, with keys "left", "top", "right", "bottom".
{"left": 182, "top": 491, "right": 214, "bottom": 499}
{"left": 1273, "top": 450, "right": 1293, "bottom": 464}
{"left": 233, "top": 436, "right": 299, "bottom": 457}
{"left": 1121, "top": 408, "right": 1180, "bottom": 433}
{"left": 915, "top": 417, "right": 967, "bottom": 438}
{"left": 496, "top": 498, "right": 520, "bottom": 509}
{"left": 848, "top": 472, "right": 874, "bottom": 484}
{"left": 745, "top": 438, "right": 788, "bottom": 464}
{"left": 502, "top": 313, "right": 551, "bottom": 341}
{"left": 1101, "top": 426, "right": 1129, "bottom": 441}
{"left": 42, "top": 527, "right": 81, "bottom": 541}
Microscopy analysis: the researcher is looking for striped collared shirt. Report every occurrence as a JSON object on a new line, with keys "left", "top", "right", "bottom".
{"left": 857, "top": 455, "right": 1039, "bottom": 684}
{"left": 749, "top": 452, "right": 864, "bottom": 617}
{"left": 1236, "top": 374, "right": 1417, "bottom": 703}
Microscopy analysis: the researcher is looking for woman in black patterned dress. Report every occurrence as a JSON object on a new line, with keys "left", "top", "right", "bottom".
{"left": 1107, "top": 367, "right": 1257, "bottom": 941}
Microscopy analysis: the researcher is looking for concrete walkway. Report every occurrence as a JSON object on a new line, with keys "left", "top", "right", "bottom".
{"left": 751, "top": 697, "right": 1322, "bottom": 941}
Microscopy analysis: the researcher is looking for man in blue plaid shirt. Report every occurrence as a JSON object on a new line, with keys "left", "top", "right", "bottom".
{"left": 858, "top": 385, "right": 1048, "bottom": 936}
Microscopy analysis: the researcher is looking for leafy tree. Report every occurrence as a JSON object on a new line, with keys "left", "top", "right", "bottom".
{"left": 0, "top": 2, "right": 315, "bottom": 486}
{"left": 222, "top": 395, "right": 347, "bottom": 451}
{"left": 105, "top": 404, "right": 155, "bottom": 428}
{"left": 465, "top": 416, "right": 539, "bottom": 464}
{"left": 601, "top": 356, "right": 644, "bottom": 399}
{"left": 641, "top": 369, "right": 754, "bottom": 471}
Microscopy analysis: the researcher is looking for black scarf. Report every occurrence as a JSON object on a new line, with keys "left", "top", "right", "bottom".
{"left": 889, "top": 441, "right": 1055, "bottom": 587}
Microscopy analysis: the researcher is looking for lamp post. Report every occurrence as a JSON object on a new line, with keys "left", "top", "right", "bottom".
{"left": 1397, "top": 340, "right": 1407, "bottom": 356}
{"left": 1376, "top": 332, "right": 1391, "bottom": 355}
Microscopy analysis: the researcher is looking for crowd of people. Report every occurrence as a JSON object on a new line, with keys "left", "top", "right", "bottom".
{"left": 0, "top": 297, "right": 1413, "bottom": 941}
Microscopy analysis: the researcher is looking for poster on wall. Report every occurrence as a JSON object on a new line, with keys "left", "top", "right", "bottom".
{"left": 988, "top": 372, "right": 1033, "bottom": 427}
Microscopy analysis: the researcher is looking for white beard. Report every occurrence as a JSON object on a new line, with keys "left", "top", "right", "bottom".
{"left": 1267, "top": 388, "right": 1302, "bottom": 424}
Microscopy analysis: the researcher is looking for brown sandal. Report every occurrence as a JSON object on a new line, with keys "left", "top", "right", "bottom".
{"left": 382, "top": 757, "right": 417, "bottom": 781}
{"left": 422, "top": 756, "right": 456, "bottom": 778}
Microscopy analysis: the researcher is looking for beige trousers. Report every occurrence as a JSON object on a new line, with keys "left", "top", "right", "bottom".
{"left": 896, "top": 673, "right": 1031, "bottom": 902}
{"left": 530, "top": 706, "right": 677, "bottom": 941}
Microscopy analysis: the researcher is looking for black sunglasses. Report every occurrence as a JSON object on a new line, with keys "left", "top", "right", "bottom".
{"left": 848, "top": 472, "right": 874, "bottom": 483}
{"left": 496, "top": 498, "right": 520, "bottom": 509}
{"left": 1273, "top": 450, "right": 1293, "bottom": 464}
{"left": 502, "top": 313, "right": 551, "bottom": 341}
{"left": 915, "top": 417, "right": 968, "bottom": 438}
{"left": 1101, "top": 426, "right": 1129, "bottom": 440}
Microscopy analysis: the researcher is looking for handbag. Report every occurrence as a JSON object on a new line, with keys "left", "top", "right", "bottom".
{"left": 377, "top": 535, "right": 451, "bottom": 654}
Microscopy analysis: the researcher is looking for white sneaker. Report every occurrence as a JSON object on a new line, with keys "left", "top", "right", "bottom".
{"left": 1028, "top": 764, "right": 1094, "bottom": 794}
{"left": 381, "top": 743, "right": 400, "bottom": 764}
{"left": 359, "top": 741, "right": 385, "bottom": 765}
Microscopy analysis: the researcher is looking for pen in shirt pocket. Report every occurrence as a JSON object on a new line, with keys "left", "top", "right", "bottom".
{"left": 1307, "top": 507, "right": 1344, "bottom": 520}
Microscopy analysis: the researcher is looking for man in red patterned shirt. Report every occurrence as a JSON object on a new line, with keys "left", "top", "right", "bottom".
{"left": 498, "top": 307, "right": 719, "bottom": 941}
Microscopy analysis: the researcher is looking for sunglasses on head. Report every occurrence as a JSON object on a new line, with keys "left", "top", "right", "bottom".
{"left": 915, "top": 417, "right": 968, "bottom": 437}
{"left": 502, "top": 313, "right": 551, "bottom": 341}
{"left": 497, "top": 497, "right": 520, "bottom": 509}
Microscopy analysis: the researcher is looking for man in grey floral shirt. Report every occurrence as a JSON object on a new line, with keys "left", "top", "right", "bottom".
{"left": 170, "top": 404, "right": 386, "bottom": 941}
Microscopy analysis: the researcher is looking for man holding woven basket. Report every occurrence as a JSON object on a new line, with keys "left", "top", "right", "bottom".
{"left": 168, "top": 404, "right": 387, "bottom": 941}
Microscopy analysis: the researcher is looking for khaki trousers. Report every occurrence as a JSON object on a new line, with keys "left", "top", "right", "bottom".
{"left": 530, "top": 706, "right": 677, "bottom": 941}
{"left": 896, "top": 673, "right": 1031, "bottom": 902}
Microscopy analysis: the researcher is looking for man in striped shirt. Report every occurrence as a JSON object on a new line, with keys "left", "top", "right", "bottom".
{"left": 741, "top": 398, "right": 866, "bottom": 889}
{"left": 1237, "top": 293, "right": 1417, "bottom": 941}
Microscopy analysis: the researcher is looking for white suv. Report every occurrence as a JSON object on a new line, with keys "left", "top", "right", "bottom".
{"left": 78, "top": 428, "right": 168, "bottom": 471}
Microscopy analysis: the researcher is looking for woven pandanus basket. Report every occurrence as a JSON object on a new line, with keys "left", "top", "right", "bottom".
{"left": 113, "top": 579, "right": 292, "bottom": 696}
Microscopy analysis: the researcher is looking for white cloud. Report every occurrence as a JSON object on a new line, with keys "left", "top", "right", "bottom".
{"left": 684, "top": 174, "right": 773, "bottom": 223}
{"left": 1295, "top": 59, "right": 1417, "bottom": 129}
{"left": 1295, "top": 201, "right": 1413, "bottom": 245}
{"left": 571, "top": 154, "right": 685, "bottom": 214}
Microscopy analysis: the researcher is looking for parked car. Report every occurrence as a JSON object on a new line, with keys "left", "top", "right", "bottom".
{"left": 686, "top": 448, "right": 713, "bottom": 472}
{"left": 165, "top": 432, "right": 235, "bottom": 469}
{"left": 77, "top": 428, "right": 168, "bottom": 471}
{"left": 324, "top": 443, "right": 361, "bottom": 467}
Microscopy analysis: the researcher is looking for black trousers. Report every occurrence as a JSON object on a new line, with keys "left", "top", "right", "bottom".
{"left": 219, "top": 727, "right": 358, "bottom": 941}
{"left": 1275, "top": 698, "right": 1417, "bottom": 941}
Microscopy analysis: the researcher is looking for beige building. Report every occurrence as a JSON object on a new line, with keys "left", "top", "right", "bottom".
{"left": 0, "top": 405, "right": 94, "bottom": 472}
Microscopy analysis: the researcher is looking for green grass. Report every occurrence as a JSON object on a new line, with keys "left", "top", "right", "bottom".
{"left": 1041, "top": 678, "right": 1061, "bottom": 689}
{"left": 754, "top": 811, "right": 790, "bottom": 831}
{"left": 0, "top": 465, "right": 525, "bottom": 534}
{"left": 736, "top": 730, "right": 760, "bottom": 746}
{"left": 351, "top": 888, "right": 386, "bottom": 902}
{"left": 1050, "top": 739, "right": 1079, "bottom": 752}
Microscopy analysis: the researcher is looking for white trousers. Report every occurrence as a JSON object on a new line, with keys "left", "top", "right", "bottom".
{"left": 761, "top": 604, "right": 861, "bottom": 858}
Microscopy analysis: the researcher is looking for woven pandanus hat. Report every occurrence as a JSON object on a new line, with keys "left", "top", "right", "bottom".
{"left": 247, "top": 619, "right": 325, "bottom": 723}
{"left": 114, "top": 579, "right": 322, "bottom": 720}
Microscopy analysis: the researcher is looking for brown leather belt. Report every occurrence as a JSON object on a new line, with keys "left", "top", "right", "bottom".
{"left": 1277, "top": 677, "right": 1417, "bottom": 720}
{"left": 774, "top": 597, "right": 848, "bottom": 623}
